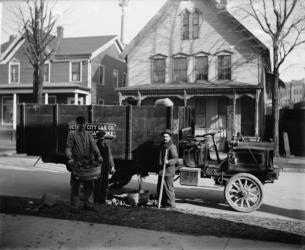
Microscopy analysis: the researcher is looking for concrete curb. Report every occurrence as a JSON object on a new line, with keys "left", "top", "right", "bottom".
{"left": 0, "top": 151, "right": 17, "bottom": 157}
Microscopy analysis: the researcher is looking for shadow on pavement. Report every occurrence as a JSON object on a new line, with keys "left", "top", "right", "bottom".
{"left": 0, "top": 195, "right": 304, "bottom": 245}
{"left": 259, "top": 204, "right": 305, "bottom": 221}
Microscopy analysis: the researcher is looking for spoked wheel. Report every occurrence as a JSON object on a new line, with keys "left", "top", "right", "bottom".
{"left": 224, "top": 173, "right": 264, "bottom": 213}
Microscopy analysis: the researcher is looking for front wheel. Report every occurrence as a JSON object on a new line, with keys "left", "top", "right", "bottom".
{"left": 224, "top": 173, "right": 264, "bottom": 213}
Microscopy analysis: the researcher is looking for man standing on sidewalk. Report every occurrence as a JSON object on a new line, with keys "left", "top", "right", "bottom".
{"left": 157, "top": 129, "right": 178, "bottom": 208}
{"left": 66, "top": 116, "right": 103, "bottom": 213}
{"left": 95, "top": 131, "right": 115, "bottom": 203}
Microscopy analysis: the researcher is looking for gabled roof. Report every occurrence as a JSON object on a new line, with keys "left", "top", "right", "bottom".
{"left": 49, "top": 35, "right": 118, "bottom": 55}
{"left": 0, "top": 34, "right": 124, "bottom": 63}
{"left": 121, "top": 0, "right": 270, "bottom": 59}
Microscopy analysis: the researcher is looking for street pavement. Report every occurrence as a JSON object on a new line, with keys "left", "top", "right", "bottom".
{"left": 0, "top": 155, "right": 304, "bottom": 221}
{"left": 0, "top": 154, "right": 304, "bottom": 249}
{"left": 1, "top": 213, "right": 303, "bottom": 250}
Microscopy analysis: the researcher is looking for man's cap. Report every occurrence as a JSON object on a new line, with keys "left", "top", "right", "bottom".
{"left": 161, "top": 129, "right": 172, "bottom": 136}
{"left": 76, "top": 116, "right": 86, "bottom": 125}
{"left": 96, "top": 131, "right": 107, "bottom": 138}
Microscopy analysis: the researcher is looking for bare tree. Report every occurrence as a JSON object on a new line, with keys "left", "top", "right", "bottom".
{"left": 17, "top": 0, "right": 57, "bottom": 104}
{"left": 240, "top": 0, "right": 305, "bottom": 156}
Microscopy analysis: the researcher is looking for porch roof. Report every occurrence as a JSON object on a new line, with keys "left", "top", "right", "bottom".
{"left": 117, "top": 81, "right": 262, "bottom": 93}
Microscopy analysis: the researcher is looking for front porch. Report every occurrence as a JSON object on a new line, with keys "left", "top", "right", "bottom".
{"left": 117, "top": 83, "right": 263, "bottom": 142}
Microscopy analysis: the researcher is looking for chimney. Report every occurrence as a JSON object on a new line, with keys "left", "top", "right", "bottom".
{"left": 9, "top": 35, "right": 15, "bottom": 43}
{"left": 57, "top": 26, "right": 64, "bottom": 40}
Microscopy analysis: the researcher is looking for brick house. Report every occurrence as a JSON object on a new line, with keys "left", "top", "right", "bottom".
{"left": 118, "top": 0, "right": 271, "bottom": 142}
{"left": 0, "top": 27, "right": 127, "bottom": 134}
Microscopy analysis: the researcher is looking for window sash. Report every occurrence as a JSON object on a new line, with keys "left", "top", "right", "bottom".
{"left": 218, "top": 55, "right": 231, "bottom": 80}
{"left": 192, "top": 12, "right": 199, "bottom": 39}
{"left": 152, "top": 58, "right": 165, "bottom": 83}
{"left": 72, "top": 62, "right": 81, "bottom": 81}
{"left": 43, "top": 64, "right": 49, "bottom": 82}
{"left": 122, "top": 73, "right": 127, "bottom": 86}
{"left": 195, "top": 57, "right": 208, "bottom": 81}
{"left": 113, "top": 70, "right": 118, "bottom": 88}
{"left": 2, "top": 96, "right": 13, "bottom": 124}
{"left": 10, "top": 64, "right": 19, "bottom": 83}
{"left": 182, "top": 12, "right": 190, "bottom": 40}
{"left": 173, "top": 58, "right": 187, "bottom": 82}
{"left": 98, "top": 65, "right": 104, "bottom": 84}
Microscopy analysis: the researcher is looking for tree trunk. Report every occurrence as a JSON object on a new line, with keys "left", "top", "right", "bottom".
{"left": 272, "top": 40, "right": 280, "bottom": 157}
{"left": 33, "top": 63, "right": 44, "bottom": 104}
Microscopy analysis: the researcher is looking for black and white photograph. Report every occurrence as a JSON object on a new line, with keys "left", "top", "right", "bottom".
{"left": 0, "top": 0, "right": 304, "bottom": 249}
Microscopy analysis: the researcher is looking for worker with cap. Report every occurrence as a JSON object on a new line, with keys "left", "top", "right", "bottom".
{"left": 66, "top": 116, "right": 103, "bottom": 213}
{"left": 96, "top": 130, "right": 115, "bottom": 203}
{"left": 157, "top": 129, "right": 178, "bottom": 208}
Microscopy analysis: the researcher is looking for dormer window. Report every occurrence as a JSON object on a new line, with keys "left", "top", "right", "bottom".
{"left": 182, "top": 10, "right": 190, "bottom": 40}
{"left": 151, "top": 54, "right": 167, "bottom": 83}
{"left": 9, "top": 61, "right": 20, "bottom": 84}
{"left": 192, "top": 10, "right": 200, "bottom": 39}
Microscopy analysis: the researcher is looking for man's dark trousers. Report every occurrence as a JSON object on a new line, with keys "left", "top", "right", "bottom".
{"left": 157, "top": 175, "right": 175, "bottom": 208}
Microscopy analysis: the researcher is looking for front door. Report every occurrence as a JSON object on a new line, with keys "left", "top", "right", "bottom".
{"left": 241, "top": 96, "right": 255, "bottom": 136}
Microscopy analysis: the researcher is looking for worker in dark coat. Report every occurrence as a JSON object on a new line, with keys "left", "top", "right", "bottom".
{"left": 157, "top": 129, "right": 178, "bottom": 208}
{"left": 66, "top": 116, "right": 102, "bottom": 213}
{"left": 95, "top": 131, "right": 115, "bottom": 203}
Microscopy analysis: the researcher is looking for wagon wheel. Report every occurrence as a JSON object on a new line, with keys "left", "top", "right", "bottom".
{"left": 224, "top": 173, "right": 264, "bottom": 213}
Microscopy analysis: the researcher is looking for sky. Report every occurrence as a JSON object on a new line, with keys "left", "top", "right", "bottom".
{"left": 1, "top": 0, "right": 305, "bottom": 82}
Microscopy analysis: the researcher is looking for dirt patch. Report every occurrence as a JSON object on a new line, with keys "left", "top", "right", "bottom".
{"left": 0, "top": 195, "right": 304, "bottom": 245}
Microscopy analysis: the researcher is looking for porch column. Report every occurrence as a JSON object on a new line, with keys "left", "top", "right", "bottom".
{"left": 44, "top": 93, "right": 48, "bottom": 104}
{"left": 13, "top": 93, "right": 17, "bottom": 130}
{"left": 233, "top": 90, "right": 236, "bottom": 136}
{"left": 255, "top": 89, "right": 261, "bottom": 137}
{"left": 183, "top": 90, "right": 188, "bottom": 107}
{"left": 74, "top": 93, "right": 78, "bottom": 105}
{"left": 137, "top": 91, "right": 142, "bottom": 106}
{"left": 85, "top": 93, "right": 91, "bottom": 105}
{"left": 118, "top": 91, "right": 123, "bottom": 106}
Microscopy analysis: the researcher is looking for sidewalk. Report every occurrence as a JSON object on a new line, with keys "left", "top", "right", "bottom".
{"left": 1, "top": 213, "right": 302, "bottom": 250}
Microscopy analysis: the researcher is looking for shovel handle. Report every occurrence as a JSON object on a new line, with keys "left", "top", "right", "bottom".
{"left": 158, "top": 149, "right": 168, "bottom": 209}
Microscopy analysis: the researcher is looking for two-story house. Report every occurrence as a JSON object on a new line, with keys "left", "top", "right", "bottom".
{"left": 0, "top": 27, "right": 127, "bottom": 135}
{"left": 118, "top": 0, "right": 271, "bottom": 143}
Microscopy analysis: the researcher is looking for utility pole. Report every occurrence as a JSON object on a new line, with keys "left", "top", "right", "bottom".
{"left": 119, "top": 0, "right": 129, "bottom": 45}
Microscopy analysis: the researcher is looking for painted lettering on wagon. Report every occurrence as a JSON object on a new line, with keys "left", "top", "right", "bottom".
{"left": 68, "top": 123, "right": 117, "bottom": 138}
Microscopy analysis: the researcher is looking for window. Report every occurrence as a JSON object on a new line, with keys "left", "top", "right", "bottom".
{"left": 98, "top": 65, "right": 105, "bottom": 85}
{"left": 152, "top": 58, "right": 166, "bottom": 83}
{"left": 113, "top": 70, "right": 119, "bottom": 88}
{"left": 9, "top": 62, "right": 20, "bottom": 83}
{"left": 43, "top": 63, "right": 50, "bottom": 82}
{"left": 2, "top": 96, "right": 13, "bottom": 124}
{"left": 195, "top": 56, "right": 208, "bottom": 81}
{"left": 173, "top": 57, "right": 187, "bottom": 82}
{"left": 122, "top": 72, "right": 127, "bottom": 87}
{"left": 98, "top": 99, "right": 104, "bottom": 105}
{"left": 71, "top": 62, "right": 81, "bottom": 82}
{"left": 182, "top": 10, "right": 190, "bottom": 40}
{"left": 218, "top": 55, "right": 231, "bottom": 80}
{"left": 192, "top": 11, "right": 199, "bottom": 39}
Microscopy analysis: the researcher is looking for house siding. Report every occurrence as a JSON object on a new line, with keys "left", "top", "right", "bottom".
{"left": 91, "top": 44, "right": 127, "bottom": 105}
{"left": 128, "top": 0, "right": 260, "bottom": 86}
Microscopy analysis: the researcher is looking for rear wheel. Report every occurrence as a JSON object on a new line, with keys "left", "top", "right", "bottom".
{"left": 224, "top": 173, "right": 263, "bottom": 213}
